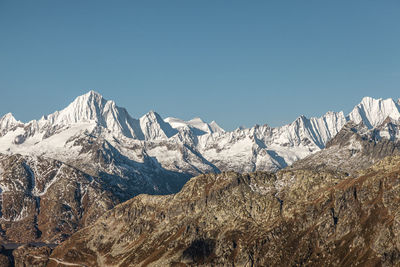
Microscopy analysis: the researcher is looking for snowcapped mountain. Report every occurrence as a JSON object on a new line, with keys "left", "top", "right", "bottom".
{"left": 0, "top": 113, "right": 22, "bottom": 136}
{"left": 0, "top": 91, "right": 399, "bottom": 244}
{"left": 38, "top": 90, "right": 144, "bottom": 139}
{"left": 290, "top": 117, "right": 400, "bottom": 174}
{"left": 165, "top": 116, "right": 225, "bottom": 135}
{"left": 140, "top": 111, "right": 177, "bottom": 140}
{"left": 0, "top": 92, "right": 399, "bottom": 177}
{"left": 348, "top": 96, "right": 400, "bottom": 128}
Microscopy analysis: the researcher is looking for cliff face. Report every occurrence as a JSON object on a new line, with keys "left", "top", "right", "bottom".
{"left": 49, "top": 156, "right": 400, "bottom": 266}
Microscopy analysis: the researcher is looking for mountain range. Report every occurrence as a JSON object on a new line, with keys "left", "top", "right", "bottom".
{"left": 0, "top": 92, "right": 399, "bottom": 225}
{"left": 1, "top": 91, "right": 400, "bottom": 265}
{"left": 1, "top": 91, "right": 400, "bottom": 176}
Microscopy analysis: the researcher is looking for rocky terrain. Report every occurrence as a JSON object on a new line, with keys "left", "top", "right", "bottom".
{"left": 48, "top": 156, "right": 400, "bottom": 266}
{"left": 0, "top": 153, "right": 117, "bottom": 243}
{"left": 0, "top": 92, "right": 400, "bottom": 265}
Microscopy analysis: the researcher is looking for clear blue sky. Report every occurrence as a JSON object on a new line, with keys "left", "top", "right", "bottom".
{"left": 1, "top": 1, "right": 399, "bottom": 130}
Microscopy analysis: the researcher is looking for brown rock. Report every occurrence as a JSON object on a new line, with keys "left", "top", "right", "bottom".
{"left": 49, "top": 157, "right": 400, "bottom": 266}
{"left": 13, "top": 244, "right": 52, "bottom": 267}
{"left": 0, "top": 153, "right": 117, "bottom": 244}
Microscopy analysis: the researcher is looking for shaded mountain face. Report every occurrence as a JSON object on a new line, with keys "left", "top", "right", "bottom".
{"left": 49, "top": 156, "right": 400, "bottom": 266}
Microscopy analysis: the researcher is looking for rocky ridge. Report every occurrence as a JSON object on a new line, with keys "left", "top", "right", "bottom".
{"left": 48, "top": 155, "right": 400, "bottom": 266}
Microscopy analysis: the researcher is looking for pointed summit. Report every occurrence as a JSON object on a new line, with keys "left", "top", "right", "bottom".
{"left": 0, "top": 112, "right": 18, "bottom": 123}
{"left": 86, "top": 90, "right": 102, "bottom": 97}
{"left": 38, "top": 90, "right": 145, "bottom": 139}
{"left": 41, "top": 90, "right": 107, "bottom": 125}
{"left": 209, "top": 121, "right": 225, "bottom": 133}
{"left": 0, "top": 112, "right": 21, "bottom": 131}
{"left": 348, "top": 97, "right": 400, "bottom": 128}
{"left": 139, "top": 111, "right": 177, "bottom": 140}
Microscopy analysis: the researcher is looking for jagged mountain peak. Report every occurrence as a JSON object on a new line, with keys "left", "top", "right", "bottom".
{"left": 85, "top": 89, "right": 103, "bottom": 97}
{"left": 140, "top": 110, "right": 163, "bottom": 121}
{"left": 140, "top": 111, "right": 177, "bottom": 140}
{"left": 209, "top": 120, "right": 225, "bottom": 133}
{"left": 348, "top": 96, "right": 400, "bottom": 128}
{"left": 297, "top": 114, "right": 308, "bottom": 121}
{"left": 36, "top": 91, "right": 146, "bottom": 139}
{"left": 77, "top": 89, "right": 105, "bottom": 102}
{"left": 0, "top": 112, "right": 18, "bottom": 124}
{"left": 41, "top": 90, "right": 107, "bottom": 124}
{"left": 289, "top": 115, "right": 308, "bottom": 127}
{"left": 360, "top": 96, "right": 399, "bottom": 111}
{"left": 1, "top": 93, "right": 400, "bottom": 177}
{"left": 0, "top": 112, "right": 21, "bottom": 133}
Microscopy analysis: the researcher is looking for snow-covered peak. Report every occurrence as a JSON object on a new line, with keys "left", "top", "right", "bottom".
{"left": 164, "top": 117, "right": 188, "bottom": 128}
{"left": 209, "top": 121, "right": 225, "bottom": 133}
{"left": 308, "top": 111, "right": 347, "bottom": 146}
{"left": 42, "top": 90, "right": 108, "bottom": 125}
{"left": 0, "top": 112, "right": 21, "bottom": 131}
{"left": 0, "top": 112, "right": 18, "bottom": 124}
{"left": 37, "top": 91, "right": 144, "bottom": 139}
{"left": 348, "top": 97, "right": 400, "bottom": 128}
{"left": 188, "top": 117, "right": 214, "bottom": 134}
{"left": 1, "top": 92, "right": 400, "bottom": 183}
{"left": 139, "top": 111, "right": 177, "bottom": 140}
{"left": 189, "top": 117, "right": 204, "bottom": 123}
{"left": 165, "top": 116, "right": 225, "bottom": 135}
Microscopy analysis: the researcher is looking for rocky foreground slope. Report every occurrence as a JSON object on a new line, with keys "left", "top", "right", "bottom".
{"left": 47, "top": 156, "right": 400, "bottom": 266}
{"left": 0, "top": 153, "right": 117, "bottom": 243}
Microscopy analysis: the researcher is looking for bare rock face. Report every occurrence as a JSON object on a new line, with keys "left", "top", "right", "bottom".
{"left": 0, "top": 153, "right": 117, "bottom": 243}
{"left": 12, "top": 244, "right": 52, "bottom": 267}
{"left": 49, "top": 156, "right": 400, "bottom": 266}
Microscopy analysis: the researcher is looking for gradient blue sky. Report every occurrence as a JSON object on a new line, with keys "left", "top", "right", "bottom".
{"left": 1, "top": 1, "right": 399, "bottom": 130}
